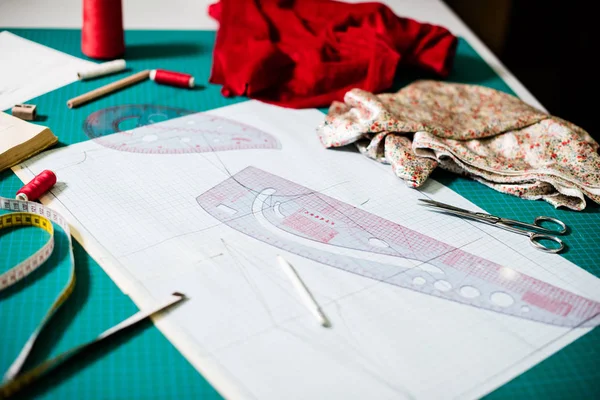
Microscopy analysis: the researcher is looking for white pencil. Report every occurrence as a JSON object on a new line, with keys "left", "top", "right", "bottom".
{"left": 277, "top": 255, "right": 330, "bottom": 327}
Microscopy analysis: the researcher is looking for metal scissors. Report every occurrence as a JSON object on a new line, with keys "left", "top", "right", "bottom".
{"left": 419, "top": 199, "right": 568, "bottom": 253}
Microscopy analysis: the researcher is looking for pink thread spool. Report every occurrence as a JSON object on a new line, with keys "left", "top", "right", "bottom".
{"left": 16, "top": 170, "right": 57, "bottom": 201}
{"left": 150, "top": 69, "right": 195, "bottom": 88}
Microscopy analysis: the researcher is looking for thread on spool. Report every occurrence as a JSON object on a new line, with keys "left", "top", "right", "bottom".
{"left": 82, "top": 0, "right": 125, "bottom": 60}
{"left": 16, "top": 170, "right": 57, "bottom": 202}
{"left": 150, "top": 69, "right": 195, "bottom": 88}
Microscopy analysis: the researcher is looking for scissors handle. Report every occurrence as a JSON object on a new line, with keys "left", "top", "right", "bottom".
{"left": 501, "top": 216, "right": 567, "bottom": 235}
{"left": 529, "top": 233, "right": 565, "bottom": 253}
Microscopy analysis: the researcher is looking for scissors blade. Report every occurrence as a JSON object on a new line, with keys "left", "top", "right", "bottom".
{"left": 419, "top": 199, "right": 477, "bottom": 214}
{"left": 418, "top": 199, "right": 499, "bottom": 223}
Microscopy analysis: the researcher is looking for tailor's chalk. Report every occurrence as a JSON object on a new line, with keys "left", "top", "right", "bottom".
{"left": 78, "top": 59, "right": 126, "bottom": 80}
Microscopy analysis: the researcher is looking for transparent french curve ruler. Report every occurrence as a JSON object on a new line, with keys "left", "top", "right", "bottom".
{"left": 0, "top": 196, "right": 184, "bottom": 399}
{"left": 83, "top": 105, "right": 281, "bottom": 154}
{"left": 197, "top": 167, "right": 600, "bottom": 328}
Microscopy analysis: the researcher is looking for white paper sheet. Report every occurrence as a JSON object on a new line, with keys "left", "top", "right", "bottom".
{"left": 0, "top": 31, "right": 94, "bottom": 111}
{"left": 14, "top": 101, "right": 600, "bottom": 400}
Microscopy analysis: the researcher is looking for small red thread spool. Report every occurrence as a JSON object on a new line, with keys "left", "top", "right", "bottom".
{"left": 81, "top": 0, "right": 125, "bottom": 59}
{"left": 150, "top": 69, "right": 195, "bottom": 88}
{"left": 16, "top": 170, "right": 57, "bottom": 202}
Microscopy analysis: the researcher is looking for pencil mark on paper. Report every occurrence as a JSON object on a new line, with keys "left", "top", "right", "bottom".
{"left": 221, "top": 238, "right": 279, "bottom": 324}
{"left": 196, "top": 166, "right": 600, "bottom": 327}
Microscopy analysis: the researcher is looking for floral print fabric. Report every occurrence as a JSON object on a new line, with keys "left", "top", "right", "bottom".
{"left": 317, "top": 80, "right": 600, "bottom": 210}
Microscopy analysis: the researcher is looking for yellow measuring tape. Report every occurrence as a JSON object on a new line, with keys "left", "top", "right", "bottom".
{"left": 0, "top": 196, "right": 75, "bottom": 397}
{"left": 0, "top": 196, "right": 184, "bottom": 399}
{"left": 0, "top": 197, "right": 75, "bottom": 393}
{"left": 0, "top": 213, "right": 54, "bottom": 289}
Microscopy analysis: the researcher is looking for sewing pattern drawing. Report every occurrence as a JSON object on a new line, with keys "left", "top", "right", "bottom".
{"left": 83, "top": 105, "right": 281, "bottom": 154}
{"left": 197, "top": 166, "right": 600, "bottom": 327}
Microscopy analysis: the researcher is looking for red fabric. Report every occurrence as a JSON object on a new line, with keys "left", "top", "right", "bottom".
{"left": 208, "top": 0, "right": 458, "bottom": 108}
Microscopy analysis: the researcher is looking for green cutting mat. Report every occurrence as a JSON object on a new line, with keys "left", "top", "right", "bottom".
{"left": 0, "top": 29, "right": 598, "bottom": 399}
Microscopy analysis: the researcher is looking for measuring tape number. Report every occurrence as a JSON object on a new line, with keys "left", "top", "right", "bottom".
{"left": 0, "top": 196, "right": 185, "bottom": 399}
{"left": 0, "top": 196, "right": 76, "bottom": 396}
{"left": 1, "top": 212, "right": 55, "bottom": 289}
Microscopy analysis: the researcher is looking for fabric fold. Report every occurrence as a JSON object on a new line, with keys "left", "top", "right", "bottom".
{"left": 208, "top": 0, "right": 458, "bottom": 108}
{"left": 317, "top": 80, "right": 600, "bottom": 210}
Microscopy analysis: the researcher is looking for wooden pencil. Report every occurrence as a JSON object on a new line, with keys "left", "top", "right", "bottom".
{"left": 67, "top": 69, "right": 150, "bottom": 108}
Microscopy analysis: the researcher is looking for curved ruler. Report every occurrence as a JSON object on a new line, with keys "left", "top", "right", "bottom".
{"left": 0, "top": 196, "right": 185, "bottom": 399}
{"left": 196, "top": 167, "right": 600, "bottom": 328}
{"left": 83, "top": 104, "right": 281, "bottom": 154}
{"left": 83, "top": 104, "right": 194, "bottom": 138}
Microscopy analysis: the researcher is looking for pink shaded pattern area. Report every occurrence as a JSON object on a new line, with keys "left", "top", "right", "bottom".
{"left": 439, "top": 250, "right": 597, "bottom": 320}
{"left": 523, "top": 291, "right": 573, "bottom": 317}
{"left": 282, "top": 210, "right": 339, "bottom": 244}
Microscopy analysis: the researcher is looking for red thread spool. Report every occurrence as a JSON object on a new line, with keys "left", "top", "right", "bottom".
{"left": 150, "top": 69, "right": 195, "bottom": 88}
{"left": 16, "top": 170, "right": 57, "bottom": 202}
{"left": 81, "top": 0, "right": 125, "bottom": 59}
